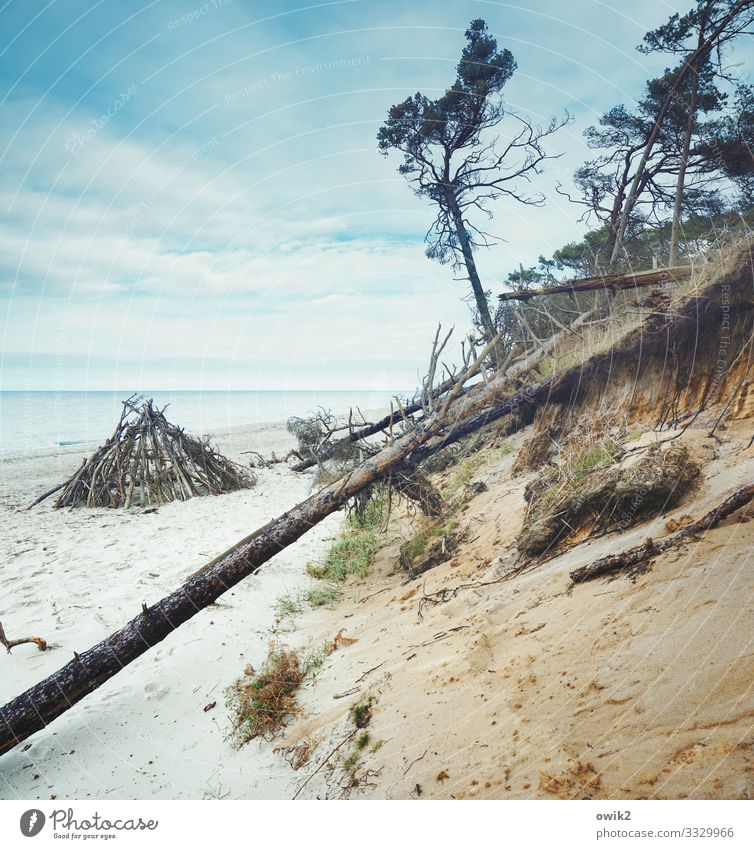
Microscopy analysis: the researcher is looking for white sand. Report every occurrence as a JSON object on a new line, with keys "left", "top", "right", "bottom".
{"left": 0, "top": 422, "right": 343, "bottom": 800}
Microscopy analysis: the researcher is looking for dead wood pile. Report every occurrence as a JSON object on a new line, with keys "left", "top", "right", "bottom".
{"left": 33, "top": 396, "right": 255, "bottom": 509}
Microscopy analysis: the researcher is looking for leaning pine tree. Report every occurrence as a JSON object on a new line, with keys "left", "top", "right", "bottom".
{"left": 377, "top": 19, "right": 568, "bottom": 355}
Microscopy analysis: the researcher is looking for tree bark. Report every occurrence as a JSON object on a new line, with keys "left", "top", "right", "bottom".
{"left": 445, "top": 190, "right": 498, "bottom": 346}
{"left": 670, "top": 42, "right": 705, "bottom": 265}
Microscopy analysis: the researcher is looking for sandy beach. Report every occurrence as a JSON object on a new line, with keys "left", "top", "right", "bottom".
{"left": 0, "top": 421, "right": 344, "bottom": 800}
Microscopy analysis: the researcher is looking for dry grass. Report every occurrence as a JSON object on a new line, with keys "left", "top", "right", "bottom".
{"left": 533, "top": 232, "right": 754, "bottom": 381}
{"left": 227, "top": 630, "right": 361, "bottom": 744}
{"left": 227, "top": 647, "right": 305, "bottom": 744}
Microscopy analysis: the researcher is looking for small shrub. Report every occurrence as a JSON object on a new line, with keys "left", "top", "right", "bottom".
{"left": 349, "top": 697, "right": 374, "bottom": 729}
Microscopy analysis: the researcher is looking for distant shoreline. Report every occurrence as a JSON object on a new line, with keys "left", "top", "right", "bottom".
{"left": 0, "top": 390, "right": 404, "bottom": 457}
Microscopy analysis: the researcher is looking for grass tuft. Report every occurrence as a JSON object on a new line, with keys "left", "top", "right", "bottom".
{"left": 349, "top": 696, "right": 374, "bottom": 729}
{"left": 306, "top": 582, "right": 341, "bottom": 608}
{"left": 276, "top": 593, "right": 303, "bottom": 619}
{"left": 307, "top": 489, "right": 388, "bottom": 584}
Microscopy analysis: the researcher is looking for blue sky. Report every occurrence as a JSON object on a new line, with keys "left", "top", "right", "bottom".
{"left": 0, "top": 0, "right": 749, "bottom": 390}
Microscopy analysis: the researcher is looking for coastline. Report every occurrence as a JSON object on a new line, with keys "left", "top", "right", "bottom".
{"left": 0, "top": 420, "right": 343, "bottom": 800}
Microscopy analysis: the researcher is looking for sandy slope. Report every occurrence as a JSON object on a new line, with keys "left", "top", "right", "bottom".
{"left": 276, "top": 423, "right": 754, "bottom": 800}
{"left": 2, "top": 417, "right": 752, "bottom": 801}
{"left": 0, "top": 423, "right": 342, "bottom": 800}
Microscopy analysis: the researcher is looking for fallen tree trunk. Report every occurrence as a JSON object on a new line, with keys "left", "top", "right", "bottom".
{"left": 569, "top": 483, "right": 754, "bottom": 584}
{"left": 0, "top": 442, "right": 415, "bottom": 755}
{"left": 0, "top": 332, "right": 514, "bottom": 756}
{"left": 497, "top": 266, "right": 692, "bottom": 303}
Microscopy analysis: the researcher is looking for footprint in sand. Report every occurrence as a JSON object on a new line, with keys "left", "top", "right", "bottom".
{"left": 466, "top": 633, "right": 494, "bottom": 674}
{"left": 144, "top": 682, "right": 170, "bottom": 701}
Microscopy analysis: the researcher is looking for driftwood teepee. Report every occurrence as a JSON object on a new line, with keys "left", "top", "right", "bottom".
{"left": 34, "top": 396, "right": 255, "bottom": 509}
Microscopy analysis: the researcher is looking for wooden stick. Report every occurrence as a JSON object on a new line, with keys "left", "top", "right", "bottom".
{"left": 0, "top": 622, "right": 47, "bottom": 654}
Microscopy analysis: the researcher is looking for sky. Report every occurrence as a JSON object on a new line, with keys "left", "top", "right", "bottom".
{"left": 0, "top": 0, "right": 749, "bottom": 391}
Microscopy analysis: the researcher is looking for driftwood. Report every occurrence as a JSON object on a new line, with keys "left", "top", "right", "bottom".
{"left": 570, "top": 483, "right": 754, "bottom": 584}
{"left": 497, "top": 266, "right": 693, "bottom": 303}
{"left": 31, "top": 396, "right": 255, "bottom": 510}
{"left": 0, "top": 622, "right": 47, "bottom": 654}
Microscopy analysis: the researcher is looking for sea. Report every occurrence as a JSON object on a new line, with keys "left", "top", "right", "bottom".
{"left": 0, "top": 389, "right": 406, "bottom": 455}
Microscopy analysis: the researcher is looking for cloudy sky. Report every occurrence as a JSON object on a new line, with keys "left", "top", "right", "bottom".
{"left": 0, "top": 0, "right": 746, "bottom": 391}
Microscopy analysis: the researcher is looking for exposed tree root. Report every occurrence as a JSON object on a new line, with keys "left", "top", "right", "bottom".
{"left": 570, "top": 483, "right": 754, "bottom": 584}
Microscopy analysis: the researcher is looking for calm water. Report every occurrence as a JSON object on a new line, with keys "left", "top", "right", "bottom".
{"left": 0, "top": 390, "right": 405, "bottom": 455}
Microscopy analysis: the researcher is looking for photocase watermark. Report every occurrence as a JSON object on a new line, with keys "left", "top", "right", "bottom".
{"left": 166, "top": 0, "right": 233, "bottom": 31}
{"left": 64, "top": 85, "right": 137, "bottom": 157}
{"left": 19, "top": 806, "right": 159, "bottom": 839}
{"left": 122, "top": 136, "right": 218, "bottom": 240}
{"left": 224, "top": 56, "right": 370, "bottom": 103}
